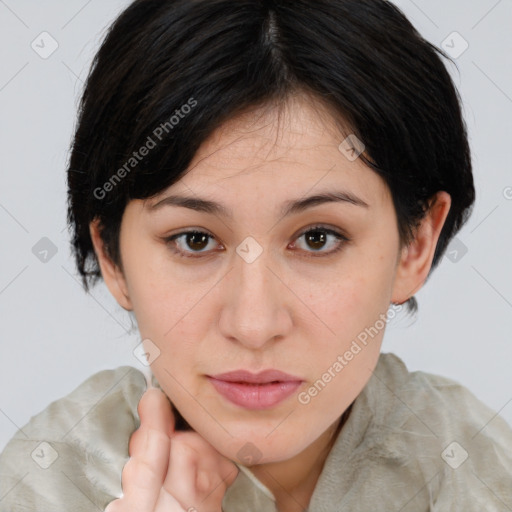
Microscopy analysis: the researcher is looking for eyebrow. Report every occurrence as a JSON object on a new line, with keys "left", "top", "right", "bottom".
{"left": 148, "top": 189, "right": 370, "bottom": 218}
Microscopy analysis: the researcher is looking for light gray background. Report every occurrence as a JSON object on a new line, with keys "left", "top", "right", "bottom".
{"left": 1, "top": 0, "right": 511, "bottom": 452}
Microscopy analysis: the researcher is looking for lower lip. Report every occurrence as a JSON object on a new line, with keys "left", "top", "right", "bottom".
{"left": 207, "top": 377, "right": 302, "bottom": 410}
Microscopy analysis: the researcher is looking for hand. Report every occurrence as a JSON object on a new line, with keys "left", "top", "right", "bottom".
{"left": 105, "top": 386, "right": 239, "bottom": 512}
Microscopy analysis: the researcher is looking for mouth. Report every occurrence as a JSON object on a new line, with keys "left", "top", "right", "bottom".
{"left": 208, "top": 369, "right": 302, "bottom": 384}
{"left": 206, "top": 369, "right": 303, "bottom": 410}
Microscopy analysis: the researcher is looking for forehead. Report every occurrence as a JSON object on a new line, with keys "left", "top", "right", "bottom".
{"left": 149, "top": 93, "right": 391, "bottom": 210}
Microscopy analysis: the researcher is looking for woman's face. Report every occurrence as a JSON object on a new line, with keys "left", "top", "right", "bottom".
{"left": 103, "top": 94, "right": 411, "bottom": 464}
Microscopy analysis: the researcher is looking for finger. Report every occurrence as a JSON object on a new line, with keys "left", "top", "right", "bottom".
{"left": 193, "top": 446, "right": 240, "bottom": 508}
{"left": 170, "top": 432, "right": 239, "bottom": 486}
{"left": 138, "top": 387, "right": 175, "bottom": 436}
{"left": 129, "top": 387, "right": 175, "bottom": 456}
{"left": 108, "top": 429, "right": 184, "bottom": 512}
{"left": 120, "top": 388, "right": 175, "bottom": 510}
{"left": 105, "top": 486, "right": 187, "bottom": 512}
{"left": 162, "top": 433, "right": 199, "bottom": 509}
{"left": 159, "top": 432, "right": 239, "bottom": 512}
{"left": 219, "top": 456, "right": 239, "bottom": 488}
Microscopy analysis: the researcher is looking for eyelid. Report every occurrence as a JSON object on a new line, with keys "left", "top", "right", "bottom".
{"left": 163, "top": 224, "right": 350, "bottom": 259}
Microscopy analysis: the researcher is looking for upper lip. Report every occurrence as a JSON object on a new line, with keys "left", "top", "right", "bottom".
{"left": 208, "top": 369, "right": 302, "bottom": 384}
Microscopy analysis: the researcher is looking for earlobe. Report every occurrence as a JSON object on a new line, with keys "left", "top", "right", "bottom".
{"left": 391, "top": 191, "right": 451, "bottom": 304}
{"left": 89, "top": 219, "right": 133, "bottom": 311}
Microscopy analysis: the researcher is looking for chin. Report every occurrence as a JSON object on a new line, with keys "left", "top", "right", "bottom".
{"left": 215, "top": 431, "right": 307, "bottom": 466}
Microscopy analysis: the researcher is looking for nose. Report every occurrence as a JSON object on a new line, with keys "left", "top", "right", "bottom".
{"left": 218, "top": 246, "right": 293, "bottom": 350}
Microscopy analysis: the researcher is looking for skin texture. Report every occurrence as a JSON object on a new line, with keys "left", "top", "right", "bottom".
{"left": 91, "top": 92, "right": 451, "bottom": 511}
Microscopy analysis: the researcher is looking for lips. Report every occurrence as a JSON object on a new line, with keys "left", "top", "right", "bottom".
{"left": 206, "top": 369, "right": 303, "bottom": 410}
{"left": 208, "top": 369, "right": 302, "bottom": 384}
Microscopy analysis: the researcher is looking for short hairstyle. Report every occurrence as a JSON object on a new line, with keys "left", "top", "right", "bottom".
{"left": 66, "top": 0, "right": 475, "bottom": 316}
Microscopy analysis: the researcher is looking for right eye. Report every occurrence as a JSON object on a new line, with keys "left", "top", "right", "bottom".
{"left": 164, "top": 230, "right": 222, "bottom": 259}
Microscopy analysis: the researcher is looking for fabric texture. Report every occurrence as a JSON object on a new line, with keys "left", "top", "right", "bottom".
{"left": 1, "top": 352, "right": 511, "bottom": 511}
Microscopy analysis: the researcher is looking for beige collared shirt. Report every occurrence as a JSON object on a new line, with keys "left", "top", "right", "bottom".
{"left": 1, "top": 352, "right": 511, "bottom": 511}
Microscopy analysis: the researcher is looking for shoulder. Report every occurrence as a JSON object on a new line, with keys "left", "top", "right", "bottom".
{"left": 0, "top": 365, "right": 147, "bottom": 512}
{"left": 375, "top": 352, "right": 512, "bottom": 443}
{"left": 364, "top": 352, "right": 512, "bottom": 509}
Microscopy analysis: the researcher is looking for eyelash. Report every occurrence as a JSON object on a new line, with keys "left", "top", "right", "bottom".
{"left": 163, "top": 224, "right": 350, "bottom": 260}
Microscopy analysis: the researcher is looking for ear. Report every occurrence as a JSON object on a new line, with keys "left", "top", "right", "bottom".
{"left": 89, "top": 218, "right": 133, "bottom": 311}
{"left": 391, "top": 191, "right": 451, "bottom": 304}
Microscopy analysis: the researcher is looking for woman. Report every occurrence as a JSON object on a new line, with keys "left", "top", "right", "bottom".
{"left": 1, "top": 0, "right": 511, "bottom": 510}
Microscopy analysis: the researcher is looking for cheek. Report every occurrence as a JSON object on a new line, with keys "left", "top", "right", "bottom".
{"left": 123, "top": 260, "right": 209, "bottom": 377}
{"left": 306, "top": 265, "right": 392, "bottom": 341}
{"left": 299, "top": 245, "right": 396, "bottom": 385}
{"left": 297, "top": 273, "right": 390, "bottom": 423}
{"left": 121, "top": 241, "right": 191, "bottom": 333}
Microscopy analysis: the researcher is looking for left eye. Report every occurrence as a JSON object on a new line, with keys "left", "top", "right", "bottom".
{"left": 291, "top": 226, "right": 349, "bottom": 256}
{"left": 164, "top": 225, "right": 349, "bottom": 259}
